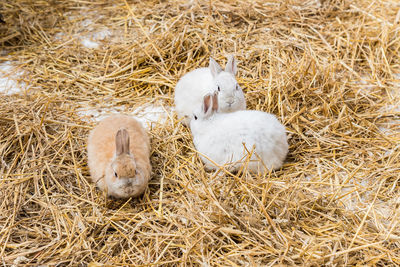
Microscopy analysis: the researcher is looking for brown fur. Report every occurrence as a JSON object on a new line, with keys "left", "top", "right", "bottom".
{"left": 115, "top": 129, "right": 130, "bottom": 156}
{"left": 87, "top": 114, "right": 151, "bottom": 197}
{"left": 212, "top": 92, "right": 218, "bottom": 112}
{"left": 203, "top": 94, "right": 212, "bottom": 114}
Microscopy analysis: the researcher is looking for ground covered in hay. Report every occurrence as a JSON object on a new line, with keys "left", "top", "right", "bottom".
{"left": 0, "top": 0, "right": 399, "bottom": 266}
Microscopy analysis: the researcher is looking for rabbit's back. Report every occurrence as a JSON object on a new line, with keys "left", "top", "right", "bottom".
{"left": 175, "top": 68, "right": 214, "bottom": 124}
{"left": 192, "top": 110, "right": 288, "bottom": 172}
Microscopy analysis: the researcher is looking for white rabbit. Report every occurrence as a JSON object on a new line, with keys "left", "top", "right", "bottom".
{"left": 190, "top": 92, "right": 288, "bottom": 173}
{"left": 174, "top": 55, "right": 246, "bottom": 125}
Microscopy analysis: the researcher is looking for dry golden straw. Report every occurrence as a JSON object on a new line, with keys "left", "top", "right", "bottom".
{"left": 0, "top": 0, "right": 399, "bottom": 265}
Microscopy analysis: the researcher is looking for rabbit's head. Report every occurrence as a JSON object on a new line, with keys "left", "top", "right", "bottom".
{"left": 190, "top": 91, "right": 219, "bottom": 128}
{"left": 209, "top": 55, "right": 246, "bottom": 113}
{"left": 105, "top": 129, "right": 146, "bottom": 198}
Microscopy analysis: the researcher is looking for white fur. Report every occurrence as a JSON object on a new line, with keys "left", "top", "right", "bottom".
{"left": 190, "top": 108, "right": 288, "bottom": 173}
{"left": 174, "top": 56, "right": 246, "bottom": 125}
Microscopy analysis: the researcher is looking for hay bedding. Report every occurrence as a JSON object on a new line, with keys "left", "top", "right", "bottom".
{"left": 0, "top": 0, "right": 399, "bottom": 265}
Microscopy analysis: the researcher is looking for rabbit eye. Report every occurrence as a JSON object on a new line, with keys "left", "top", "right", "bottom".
{"left": 217, "top": 86, "right": 220, "bottom": 92}
{"left": 114, "top": 171, "right": 118, "bottom": 178}
{"left": 194, "top": 115, "right": 198, "bottom": 120}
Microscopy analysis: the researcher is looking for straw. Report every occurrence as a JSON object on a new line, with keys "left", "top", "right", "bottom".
{"left": 0, "top": 0, "right": 399, "bottom": 265}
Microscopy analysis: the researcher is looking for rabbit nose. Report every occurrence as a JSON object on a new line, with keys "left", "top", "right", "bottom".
{"left": 226, "top": 98, "right": 234, "bottom": 105}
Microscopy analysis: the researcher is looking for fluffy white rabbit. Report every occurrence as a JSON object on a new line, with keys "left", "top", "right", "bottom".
{"left": 190, "top": 92, "right": 288, "bottom": 173}
{"left": 174, "top": 55, "right": 246, "bottom": 125}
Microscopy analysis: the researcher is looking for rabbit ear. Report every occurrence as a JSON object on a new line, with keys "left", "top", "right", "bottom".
{"left": 209, "top": 57, "right": 222, "bottom": 78}
{"left": 212, "top": 91, "right": 218, "bottom": 112}
{"left": 115, "top": 128, "right": 130, "bottom": 156}
{"left": 203, "top": 93, "right": 213, "bottom": 114}
{"left": 225, "top": 55, "right": 237, "bottom": 75}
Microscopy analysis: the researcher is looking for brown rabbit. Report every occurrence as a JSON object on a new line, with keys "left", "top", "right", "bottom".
{"left": 87, "top": 114, "right": 151, "bottom": 198}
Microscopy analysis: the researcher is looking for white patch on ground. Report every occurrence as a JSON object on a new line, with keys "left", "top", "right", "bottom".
{"left": 378, "top": 120, "right": 400, "bottom": 136}
{"left": 292, "top": 0, "right": 321, "bottom": 10}
{"left": 80, "top": 29, "right": 111, "bottom": 49}
{"left": 392, "top": 73, "right": 400, "bottom": 87}
{"left": 253, "top": 44, "right": 273, "bottom": 50}
{"left": 77, "top": 105, "right": 124, "bottom": 122}
{"left": 77, "top": 17, "right": 111, "bottom": 49}
{"left": 324, "top": 171, "right": 399, "bottom": 232}
{"left": 373, "top": 199, "right": 394, "bottom": 220}
{"left": 92, "top": 29, "right": 111, "bottom": 40}
{"left": 77, "top": 103, "right": 172, "bottom": 129}
{"left": 316, "top": 171, "right": 369, "bottom": 212}
{"left": 378, "top": 103, "right": 400, "bottom": 136}
{"left": 337, "top": 187, "right": 361, "bottom": 212}
{"left": 304, "top": 175, "right": 313, "bottom": 181}
{"left": 353, "top": 74, "right": 378, "bottom": 94}
{"left": 12, "top": 256, "right": 29, "bottom": 266}
{"left": 132, "top": 104, "right": 172, "bottom": 128}
{"left": 380, "top": 104, "right": 400, "bottom": 113}
{"left": 358, "top": 75, "right": 376, "bottom": 90}
{"left": 56, "top": 15, "right": 112, "bottom": 49}
{"left": 81, "top": 18, "right": 93, "bottom": 28}
{"left": 390, "top": 73, "right": 400, "bottom": 105}
{"left": 0, "top": 61, "right": 28, "bottom": 95}
{"left": 80, "top": 38, "right": 100, "bottom": 49}
{"left": 54, "top": 32, "right": 65, "bottom": 40}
